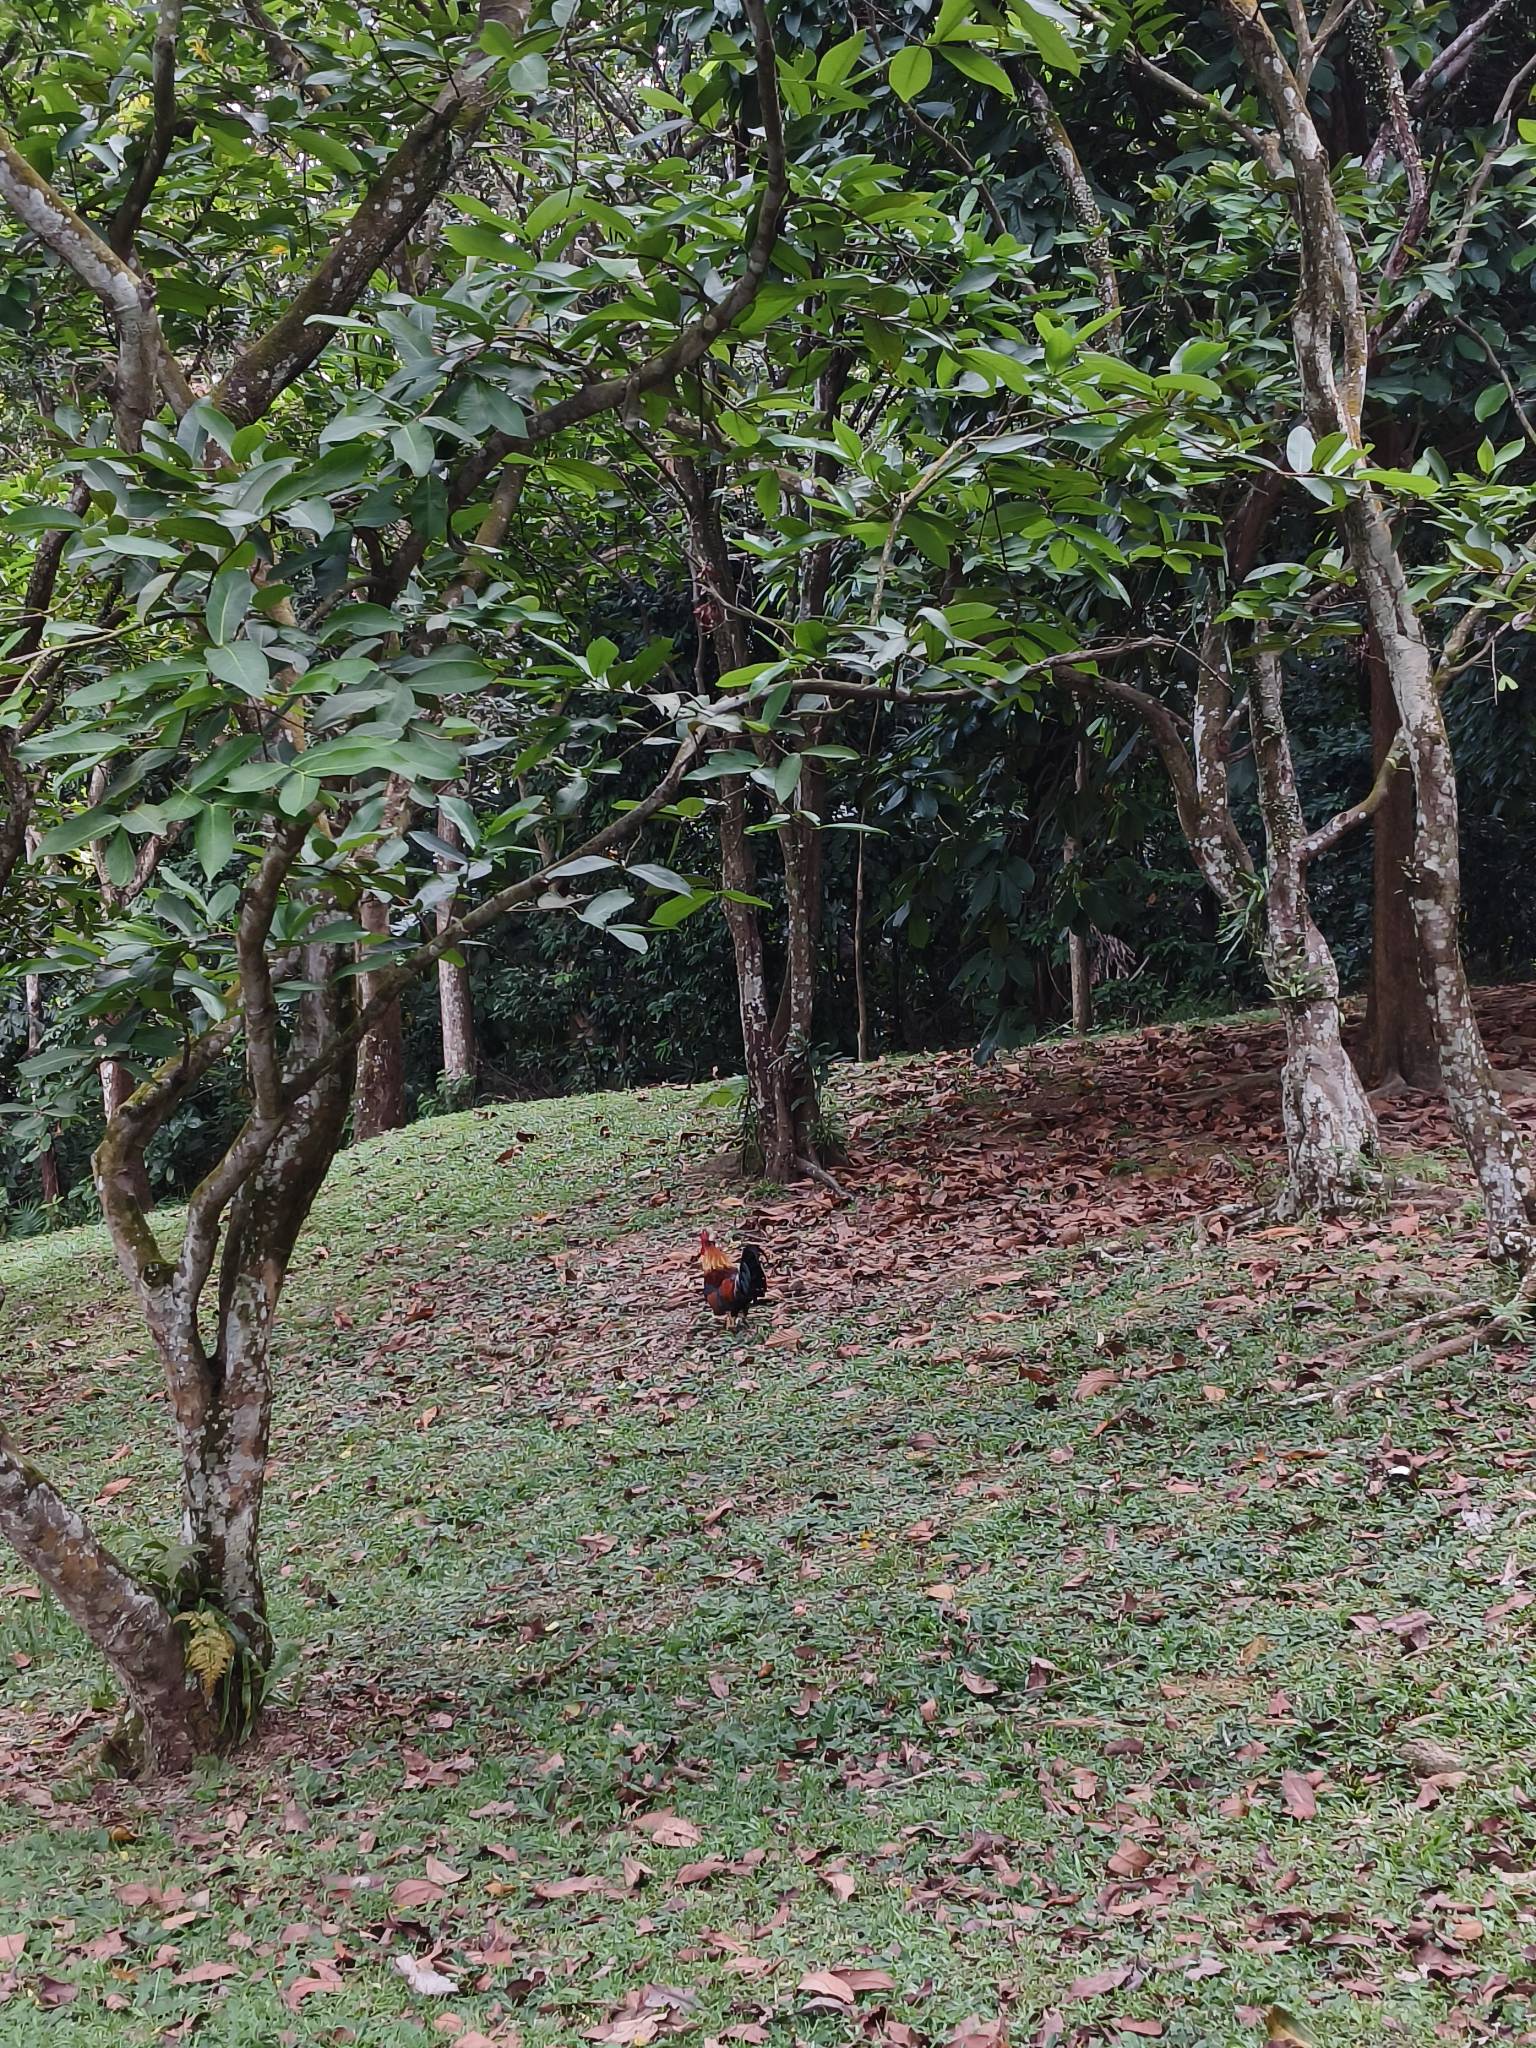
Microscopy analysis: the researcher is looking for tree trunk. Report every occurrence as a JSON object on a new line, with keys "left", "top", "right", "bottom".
{"left": 675, "top": 452, "right": 824, "bottom": 1182}
{"left": 54, "top": 946, "right": 358, "bottom": 1769}
{"left": 1065, "top": 734, "right": 1093, "bottom": 1035}
{"left": 1220, "top": 0, "right": 1536, "bottom": 1269}
{"left": 25, "top": 972, "right": 62, "bottom": 1203}
{"left": 192, "top": 958, "right": 355, "bottom": 1664}
{"left": 1250, "top": 650, "right": 1378, "bottom": 1213}
{"left": 353, "top": 892, "right": 405, "bottom": 1141}
{"left": 717, "top": 776, "right": 779, "bottom": 1175}
{"left": 1362, "top": 633, "right": 1440, "bottom": 1090}
{"left": 434, "top": 811, "right": 477, "bottom": 1110}
{"left": 765, "top": 807, "right": 823, "bottom": 1178}
{"left": 1344, "top": 495, "right": 1536, "bottom": 1265}
{"left": 0, "top": 1425, "right": 219, "bottom": 1772}
{"left": 101, "top": 1056, "right": 150, "bottom": 1208}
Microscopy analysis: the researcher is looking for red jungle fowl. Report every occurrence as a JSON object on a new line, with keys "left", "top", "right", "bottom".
{"left": 697, "top": 1231, "right": 768, "bottom": 1328}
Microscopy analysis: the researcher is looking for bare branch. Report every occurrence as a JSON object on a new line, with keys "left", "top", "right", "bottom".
{"left": 427, "top": 0, "right": 788, "bottom": 555}
{"left": 1380, "top": 52, "right": 1536, "bottom": 352}
{"left": 93, "top": 1015, "right": 244, "bottom": 1292}
{"left": 237, "top": 815, "right": 313, "bottom": 1121}
{"left": 1300, "top": 730, "right": 1407, "bottom": 863}
{"left": 0, "top": 125, "right": 185, "bottom": 447}
{"left": 1448, "top": 315, "right": 1536, "bottom": 451}
{"left": 1016, "top": 64, "right": 1122, "bottom": 346}
{"left": 211, "top": 0, "right": 532, "bottom": 425}
{"left": 241, "top": 0, "right": 312, "bottom": 87}
{"left": 1408, "top": 0, "right": 1515, "bottom": 107}
{"left": 1368, "top": 2, "right": 1429, "bottom": 291}
{"left": 1062, "top": 0, "right": 1273, "bottom": 157}
{"left": 107, "top": 0, "right": 186, "bottom": 258}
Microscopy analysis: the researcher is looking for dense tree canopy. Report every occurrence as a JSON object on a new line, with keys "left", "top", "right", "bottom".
{"left": 1, "top": 0, "right": 1535, "bottom": 1764}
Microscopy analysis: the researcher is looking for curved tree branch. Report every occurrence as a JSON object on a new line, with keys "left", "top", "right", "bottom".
{"left": 0, "top": 126, "right": 183, "bottom": 448}
{"left": 211, "top": 0, "right": 533, "bottom": 425}
{"left": 107, "top": 0, "right": 186, "bottom": 258}
{"left": 417, "top": 0, "right": 789, "bottom": 580}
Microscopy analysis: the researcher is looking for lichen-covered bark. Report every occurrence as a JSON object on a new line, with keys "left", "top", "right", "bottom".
{"left": 202, "top": 953, "right": 355, "bottom": 1655}
{"left": 100, "top": 1056, "right": 151, "bottom": 1209}
{"left": 211, "top": 0, "right": 533, "bottom": 424}
{"left": 435, "top": 811, "right": 477, "bottom": 1108}
{"left": 354, "top": 891, "right": 406, "bottom": 1142}
{"left": 0, "top": 1424, "right": 217, "bottom": 1771}
{"left": 1344, "top": 493, "right": 1536, "bottom": 1262}
{"left": 0, "top": 127, "right": 167, "bottom": 446}
{"left": 1363, "top": 633, "right": 1439, "bottom": 1090}
{"left": 1222, "top": 0, "right": 1536, "bottom": 1266}
{"left": 1249, "top": 651, "right": 1378, "bottom": 1212}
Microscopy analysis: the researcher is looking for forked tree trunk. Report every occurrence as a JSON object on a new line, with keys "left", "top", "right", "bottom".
{"left": 1344, "top": 497, "right": 1536, "bottom": 1265}
{"left": 1250, "top": 651, "right": 1378, "bottom": 1212}
{"left": 1066, "top": 653, "right": 1379, "bottom": 1207}
{"left": 675, "top": 455, "right": 824, "bottom": 1181}
{"left": 435, "top": 811, "right": 477, "bottom": 1109}
{"left": 33, "top": 947, "right": 357, "bottom": 1772}
{"left": 1362, "top": 634, "right": 1440, "bottom": 1090}
{"left": 1222, "top": 0, "right": 1536, "bottom": 1269}
{"left": 354, "top": 892, "right": 406, "bottom": 1141}
{"left": 192, "top": 968, "right": 354, "bottom": 1658}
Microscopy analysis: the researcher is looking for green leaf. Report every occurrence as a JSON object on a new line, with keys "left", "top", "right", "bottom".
{"left": 578, "top": 888, "right": 634, "bottom": 928}
{"left": 1, "top": 503, "right": 82, "bottom": 533}
{"left": 195, "top": 804, "right": 235, "bottom": 880}
{"left": 1474, "top": 383, "right": 1507, "bottom": 422}
{"left": 392, "top": 421, "right": 435, "bottom": 477}
{"left": 1285, "top": 423, "right": 1316, "bottom": 475}
{"left": 300, "top": 127, "right": 363, "bottom": 176}
{"left": 628, "top": 860, "right": 693, "bottom": 895}
{"left": 550, "top": 854, "right": 617, "bottom": 878}
{"left": 772, "top": 753, "right": 804, "bottom": 804}
{"left": 206, "top": 641, "right": 270, "bottom": 695}
{"left": 888, "top": 45, "right": 933, "bottom": 102}
{"left": 1008, "top": 0, "right": 1080, "bottom": 74}
{"left": 650, "top": 889, "right": 714, "bottom": 929}
{"left": 938, "top": 44, "right": 1015, "bottom": 96}
{"left": 526, "top": 188, "right": 585, "bottom": 238}
{"left": 585, "top": 635, "right": 620, "bottom": 678}
{"left": 1358, "top": 467, "right": 1440, "bottom": 499}
{"left": 38, "top": 805, "right": 116, "bottom": 856}
{"left": 444, "top": 221, "right": 517, "bottom": 259}
{"left": 817, "top": 30, "right": 864, "bottom": 88}
{"left": 205, "top": 566, "right": 254, "bottom": 646}
{"left": 102, "top": 829, "right": 136, "bottom": 890}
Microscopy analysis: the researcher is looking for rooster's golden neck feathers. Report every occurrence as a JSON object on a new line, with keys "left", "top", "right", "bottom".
{"left": 698, "top": 1229, "right": 734, "bottom": 1276}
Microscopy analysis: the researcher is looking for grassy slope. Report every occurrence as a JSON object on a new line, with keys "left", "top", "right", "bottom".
{"left": 2, "top": 1034, "right": 1535, "bottom": 2048}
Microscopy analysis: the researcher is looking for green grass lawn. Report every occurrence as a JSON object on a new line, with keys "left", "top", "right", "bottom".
{"left": 3, "top": 1031, "right": 1536, "bottom": 2048}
